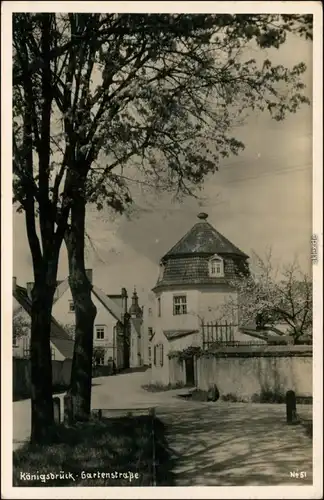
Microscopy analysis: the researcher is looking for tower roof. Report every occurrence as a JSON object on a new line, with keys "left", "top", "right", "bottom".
{"left": 162, "top": 213, "right": 249, "bottom": 260}
{"left": 128, "top": 288, "right": 142, "bottom": 318}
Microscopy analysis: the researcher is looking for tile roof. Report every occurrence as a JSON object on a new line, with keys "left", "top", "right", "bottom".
{"left": 163, "top": 329, "right": 199, "bottom": 340}
{"left": 13, "top": 285, "right": 74, "bottom": 359}
{"left": 153, "top": 255, "right": 247, "bottom": 290}
{"left": 153, "top": 214, "right": 249, "bottom": 290}
{"left": 163, "top": 219, "right": 249, "bottom": 260}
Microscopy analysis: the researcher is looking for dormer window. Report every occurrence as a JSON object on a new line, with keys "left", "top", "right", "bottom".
{"left": 209, "top": 254, "right": 224, "bottom": 277}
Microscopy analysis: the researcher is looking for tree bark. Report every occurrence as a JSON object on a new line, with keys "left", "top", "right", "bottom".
{"left": 65, "top": 198, "right": 97, "bottom": 422}
{"left": 30, "top": 277, "right": 56, "bottom": 444}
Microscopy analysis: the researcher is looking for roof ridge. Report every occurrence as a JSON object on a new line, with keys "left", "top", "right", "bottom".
{"left": 209, "top": 224, "right": 249, "bottom": 256}
{"left": 92, "top": 285, "right": 124, "bottom": 324}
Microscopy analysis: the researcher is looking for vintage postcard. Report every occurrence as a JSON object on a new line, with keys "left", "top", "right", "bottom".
{"left": 1, "top": 1, "right": 323, "bottom": 499}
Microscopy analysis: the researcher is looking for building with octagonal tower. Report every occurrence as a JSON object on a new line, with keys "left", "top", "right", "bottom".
{"left": 150, "top": 212, "right": 251, "bottom": 385}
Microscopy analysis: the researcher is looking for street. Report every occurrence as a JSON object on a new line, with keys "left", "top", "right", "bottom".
{"left": 13, "top": 369, "right": 313, "bottom": 486}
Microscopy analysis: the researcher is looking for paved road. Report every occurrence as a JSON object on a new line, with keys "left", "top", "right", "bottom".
{"left": 13, "top": 369, "right": 176, "bottom": 450}
{"left": 158, "top": 401, "right": 313, "bottom": 486}
{"left": 13, "top": 369, "right": 313, "bottom": 486}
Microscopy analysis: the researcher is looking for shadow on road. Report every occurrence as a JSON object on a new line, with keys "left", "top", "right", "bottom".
{"left": 158, "top": 403, "right": 313, "bottom": 486}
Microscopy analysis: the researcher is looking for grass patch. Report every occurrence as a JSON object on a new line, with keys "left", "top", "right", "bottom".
{"left": 141, "top": 382, "right": 188, "bottom": 392}
{"left": 13, "top": 415, "right": 174, "bottom": 486}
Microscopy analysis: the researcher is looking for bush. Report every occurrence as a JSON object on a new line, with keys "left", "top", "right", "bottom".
{"left": 251, "top": 393, "right": 261, "bottom": 403}
{"left": 259, "top": 389, "right": 286, "bottom": 404}
{"left": 141, "top": 382, "right": 186, "bottom": 392}
{"left": 221, "top": 393, "right": 239, "bottom": 402}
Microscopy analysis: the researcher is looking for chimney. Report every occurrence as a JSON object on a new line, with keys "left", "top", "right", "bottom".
{"left": 13, "top": 277, "right": 17, "bottom": 292}
{"left": 121, "top": 287, "right": 128, "bottom": 314}
{"left": 85, "top": 269, "right": 93, "bottom": 284}
{"left": 26, "top": 282, "right": 34, "bottom": 300}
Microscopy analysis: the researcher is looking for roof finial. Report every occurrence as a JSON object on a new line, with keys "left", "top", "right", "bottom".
{"left": 197, "top": 212, "right": 208, "bottom": 220}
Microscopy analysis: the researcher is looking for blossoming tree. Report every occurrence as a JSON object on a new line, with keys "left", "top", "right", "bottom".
{"left": 221, "top": 251, "right": 312, "bottom": 344}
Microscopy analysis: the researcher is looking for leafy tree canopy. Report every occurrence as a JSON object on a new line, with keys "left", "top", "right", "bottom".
{"left": 13, "top": 13, "right": 312, "bottom": 227}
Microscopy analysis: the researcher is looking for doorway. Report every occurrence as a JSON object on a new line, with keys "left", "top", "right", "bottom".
{"left": 185, "top": 355, "right": 195, "bottom": 386}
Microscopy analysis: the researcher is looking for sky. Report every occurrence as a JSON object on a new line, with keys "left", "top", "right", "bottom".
{"left": 13, "top": 29, "right": 313, "bottom": 303}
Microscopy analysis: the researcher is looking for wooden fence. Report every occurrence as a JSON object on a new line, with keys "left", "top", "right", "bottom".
{"left": 201, "top": 321, "right": 265, "bottom": 349}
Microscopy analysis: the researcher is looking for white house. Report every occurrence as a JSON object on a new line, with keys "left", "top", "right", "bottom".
{"left": 150, "top": 212, "right": 252, "bottom": 385}
{"left": 13, "top": 277, "right": 74, "bottom": 361}
{"left": 52, "top": 269, "right": 144, "bottom": 370}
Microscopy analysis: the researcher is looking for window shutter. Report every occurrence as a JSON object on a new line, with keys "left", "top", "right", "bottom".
{"left": 153, "top": 345, "right": 156, "bottom": 366}
{"left": 160, "top": 344, "right": 164, "bottom": 367}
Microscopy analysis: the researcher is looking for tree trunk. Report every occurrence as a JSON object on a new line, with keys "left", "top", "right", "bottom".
{"left": 30, "top": 279, "right": 56, "bottom": 444}
{"left": 65, "top": 200, "right": 97, "bottom": 422}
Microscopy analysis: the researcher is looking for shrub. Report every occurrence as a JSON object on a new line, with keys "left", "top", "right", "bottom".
{"left": 251, "top": 393, "right": 261, "bottom": 403}
{"left": 259, "top": 389, "right": 286, "bottom": 403}
{"left": 221, "top": 393, "right": 239, "bottom": 402}
{"left": 141, "top": 382, "right": 186, "bottom": 392}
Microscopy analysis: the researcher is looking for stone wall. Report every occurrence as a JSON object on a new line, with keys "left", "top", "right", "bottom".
{"left": 169, "top": 346, "right": 312, "bottom": 400}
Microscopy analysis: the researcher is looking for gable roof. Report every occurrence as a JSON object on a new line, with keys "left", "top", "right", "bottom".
{"left": 53, "top": 279, "right": 70, "bottom": 303}
{"left": 13, "top": 285, "right": 74, "bottom": 359}
{"left": 163, "top": 216, "right": 248, "bottom": 260}
{"left": 52, "top": 276, "right": 126, "bottom": 325}
{"left": 92, "top": 285, "right": 125, "bottom": 324}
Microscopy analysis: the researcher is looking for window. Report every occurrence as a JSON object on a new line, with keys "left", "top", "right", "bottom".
{"left": 51, "top": 348, "right": 55, "bottom": 360}
{"left": 95, "top": 326, "right": 105, "bottom": 340}
{"left": 148, "top": 307, "right": 152, "bottom": 317}
{"left": 148, "top": 346, "right": 152, "bottom": 362}
{"left": 153, "top": 345, "right": 157, "bottom": 365}
{"left": 211, "top": 260, "right": 221, "bottom": 274}
{"left": 157, "top": 297, "right": 161, "bottom": 317}
{"left": 209, "top": 255, "right": 224, "bottom": 277}
{"left": 69, "top": 300, "right": 75, "bottom": 312}
{"left": 173, "top": 295, "right": 187, "bottom": 315}
{"left": 97, "top": 355, "right": 105, "bottom": 365}
{"left": 13, "top": 336, "right": 18, "bottom": 347}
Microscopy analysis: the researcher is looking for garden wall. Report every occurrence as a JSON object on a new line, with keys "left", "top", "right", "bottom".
{"left": 170, "top": 345, "right": 312, "bottom": 401}
{"left": 13, "top": 357, "right": 72, "bottom": 400}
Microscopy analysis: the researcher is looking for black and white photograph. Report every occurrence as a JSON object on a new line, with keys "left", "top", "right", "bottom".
{"left": 1, "top": 1, "right": 323, "bottom": 498}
